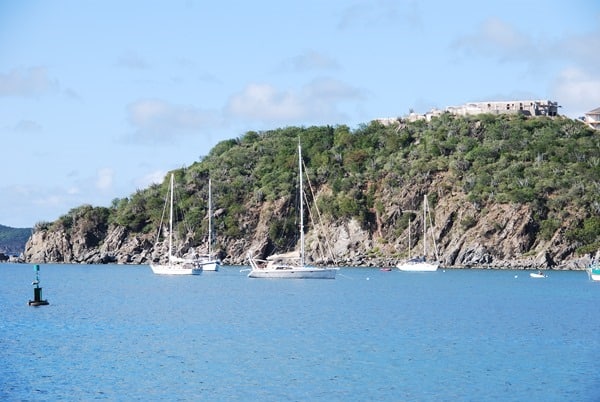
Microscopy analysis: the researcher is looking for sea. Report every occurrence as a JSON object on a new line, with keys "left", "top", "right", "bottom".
{"left": 1, "top": 263, "right": 599, "bottom": 402}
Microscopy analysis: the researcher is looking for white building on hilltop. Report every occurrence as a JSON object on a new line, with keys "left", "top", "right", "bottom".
{"left": 375, "top": 100, "right": 560, "bottom": 126}
{"left": 584, "top": 107, "right": 600, "bottom": 130}
{"left": 445, "top": 100, "right": 559, "bottom": 117}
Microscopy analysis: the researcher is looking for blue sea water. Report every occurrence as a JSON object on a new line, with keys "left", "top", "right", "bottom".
{"left": 1, "top": 264, "right": 599, "bottom": 401}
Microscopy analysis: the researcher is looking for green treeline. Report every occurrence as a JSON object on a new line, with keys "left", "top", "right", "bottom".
{"left": 0, "top": 225, "right": 31, "bottom": 254}
{"left": 36, "top": 113, "right": 600, "bottom": 255}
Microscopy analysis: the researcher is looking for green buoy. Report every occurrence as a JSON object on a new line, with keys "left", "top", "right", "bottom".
{"left": 28, "top": 264, "right": 49, "bottom": 306}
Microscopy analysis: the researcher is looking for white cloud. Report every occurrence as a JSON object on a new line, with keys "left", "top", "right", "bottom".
{"left": 278, "top": 50, "right": 340, "bottom": 73}
{"left": 14, "top": 120, "right": 42, "bottom": 133}
{"left": 226, "top": 83, "right": 306, "bottom": 121}
{"left": 117, "top": 51, "right": 150, "bottom": 70}
{"left": 552, "top": 67, "right": 600, "bottom": 117}
{"left": 226, "top": 79, "right": 364, "bottom": 124}
{"left": 135, "top": 170, "right": 167, "bottom": 188}
{"left": 63, "top": 88, "right": 83, "bottom": 102}
{"left": 0, "top": 66, "right": 58, "bottom": 97}
{"left": 453, "top": 16, "right": 600, "bottom": 65}
{"left": 452, "top": 18, "right": 600, "bottom": 74}
{"left": 557, "top": 29, "right": 600, "bottom": 71}
{"left": 451, "top": 18, "right": 600, "bottom": 117}
{"left": 126, "top": 99, "right": 219, "bottom": 142}
{"left": 96, "top": 168, "right": 114, "bottom": 191}
{"left": 306, "top": 77, "right": 363, "bottom": 101}
{"left": 338, "top": 0, "right": 421, "bottom": 30}
{"left": 32, "top": 194, "right": 63, "bottom": 208}
{"left": 452, "top": 18, "right": 540, "bottom": 63}
{"left": 479, "top": 18, "right": 525, "bottom": 53}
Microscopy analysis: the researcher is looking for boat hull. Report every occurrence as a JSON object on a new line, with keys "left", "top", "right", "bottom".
{"left": 150, "top": 264, "right": 201, "bottom": 275}
{"left": 199, "top": 260, "right": 220, "bottom": 271}
{"left": 530, "top": 273, "right": 547, "bottom": 278}
{"left": 588, "top": 268, "right": 600, "bottom": 281}
{"left": 396, "top": 262, "right": 439, "bottom": 272}
{"left": 248, "top": 267, "right": 337, "bottom": 279}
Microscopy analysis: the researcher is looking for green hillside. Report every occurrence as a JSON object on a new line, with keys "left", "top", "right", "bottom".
{"left": 0, "top": 225, "right": 31, "bottom": 255}
{"left": 36, "top": 113, "right": 600, "bottom": 259}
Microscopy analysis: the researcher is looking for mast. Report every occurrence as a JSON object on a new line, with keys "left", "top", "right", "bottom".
{"left": 168, "top": 173, "right": 174, "bottom": 264}
{"left": 408, "top": 218, "right": 412, "bottom": 259}
{"left": 423, "top": 194, "right": 427, "bottom": 258}
{"left": 208, "top": 177, "right": 212, "bottom": 258}
{"left": 298, "top": 143, "right": 305, "bottom": 266}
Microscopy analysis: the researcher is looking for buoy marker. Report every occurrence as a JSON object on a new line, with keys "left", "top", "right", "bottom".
{"left": 28, "top": 264, "right": 49, "bottom": 306}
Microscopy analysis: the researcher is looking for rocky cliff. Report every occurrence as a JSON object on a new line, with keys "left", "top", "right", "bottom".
{"left": 23, "top": 176, "right": 593, "bottom": 269}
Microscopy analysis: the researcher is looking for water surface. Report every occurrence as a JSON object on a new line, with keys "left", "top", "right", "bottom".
{"left": 1, "top": 264, "right": 598, "bottom": 401}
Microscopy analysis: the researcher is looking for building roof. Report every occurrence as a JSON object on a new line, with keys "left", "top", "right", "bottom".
{"left": 586, "top": 107, "right": 600, "bottom": 115}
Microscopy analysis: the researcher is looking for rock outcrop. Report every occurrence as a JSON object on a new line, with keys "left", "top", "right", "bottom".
{"left": 23, "top": 185, "right": 593, "bottom": 269}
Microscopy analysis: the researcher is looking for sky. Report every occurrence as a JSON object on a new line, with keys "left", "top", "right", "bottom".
{"left": 1, "top": 0, "right": 599, "bottom": 228}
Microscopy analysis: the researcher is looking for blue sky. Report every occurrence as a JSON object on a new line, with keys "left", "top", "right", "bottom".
{"left": 1, "top": 0, "right": 599, "bottom": 228}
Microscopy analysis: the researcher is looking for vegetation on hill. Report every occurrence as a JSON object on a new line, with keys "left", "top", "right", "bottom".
{"left": 0, "top": 224, "right": 32, "bottom": 255}
{"left": 34, "top": 113, "right": 600, "bottom": 258}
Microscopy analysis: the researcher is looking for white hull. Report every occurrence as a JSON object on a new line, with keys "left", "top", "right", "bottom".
{"left": 199, "top": 260, "right": 220, "bottom": 271}
{"left": 587, "top": 268, "right": 600, "bottom": 281}
{"left": 530, "top": 272, "right": 547, "bottom": 278}
{"left": 396, "top": 261, "right": 439, "bottom": 272}
{"left": 150, "top": 264, "right": 201, "bottom": 275}
{"left": 248, "top": 266, "right": 337, "bottom": 279}
{"left": 247, "top": 252, "right": 336, "bottom": 279}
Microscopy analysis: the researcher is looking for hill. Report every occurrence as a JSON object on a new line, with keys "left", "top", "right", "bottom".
{"left": 24, "top": 113, "right": 600, "bottom": 268}
{"left": 0, "top": 224, "right": 32, "bottom": 257}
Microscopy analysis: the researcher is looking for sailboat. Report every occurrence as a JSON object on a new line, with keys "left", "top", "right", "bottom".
{"left": 246, "top": 143, "right": 337, "bottom": 279}
{"left": 150, "top": 173, "right": 202, "bottom": 275}
{"left": 587, "top": 260, "right": 600, "bottom": 281}
{"left": 396, "top": 194, "right": 440, "bottom": 272}
{"left": 196, "top": 178, "right": 220, "bottom": 271}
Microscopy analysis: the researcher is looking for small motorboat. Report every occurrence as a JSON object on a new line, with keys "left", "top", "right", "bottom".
{"left": 380, "top": 268, "right": 392, "bottom": 272}
{"left": 530, "top": 271, "right": 547, "bottom": 279}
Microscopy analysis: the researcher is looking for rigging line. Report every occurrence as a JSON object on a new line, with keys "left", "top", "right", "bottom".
{"left": 302, "top": 159, "right": 337, "bottom": 264}
{"left": 155, "top": 182, "right": 170, "bottom": 246}
{"left": 302, "top": 190, "right": 326, "bottom": 262}
{"left": 425, "top": 197, "right": 440, "bottom": 261}
{"left": 303, "top": 173, "right": 328, "bottom": 263}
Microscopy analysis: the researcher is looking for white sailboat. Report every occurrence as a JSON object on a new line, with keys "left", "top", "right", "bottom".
{"left": 150, "top": 173, "right": 201, "bottom": 275}
{"left": 587, "top": 261, "right": 600, "bottom": 281}
{"left": 197, "top": 178, "right": 220, "bottom": 271}
{"left": 247, "top": 143, "right": 337, "bottom": 279}
{"left": 396, "top": 194, "right": 440, "bottom": 272}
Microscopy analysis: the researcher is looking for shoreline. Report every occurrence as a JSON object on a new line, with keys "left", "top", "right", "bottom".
{"left": 0, "top": 260, "right": 591, "bottom": 271}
